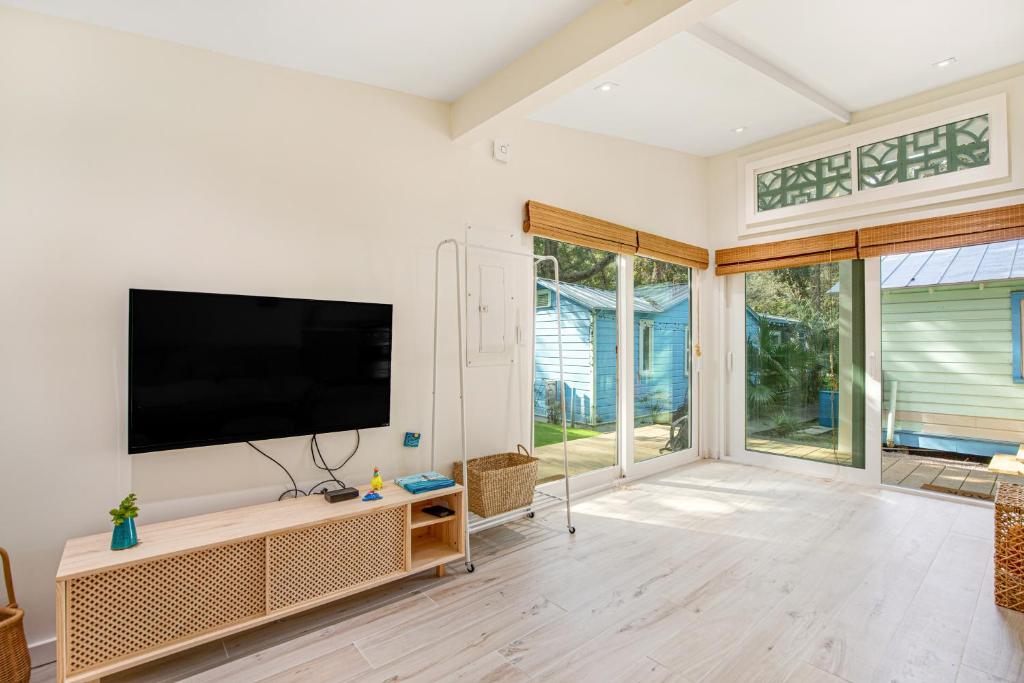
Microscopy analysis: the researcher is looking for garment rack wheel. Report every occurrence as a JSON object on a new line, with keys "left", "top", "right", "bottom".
{"left": 465, "top": 561, "right": 475, "bottom": 573}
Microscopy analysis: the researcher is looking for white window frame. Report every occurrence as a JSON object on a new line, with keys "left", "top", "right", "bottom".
{"left": 534, "top": 252, "right": 702, "bottom": 494}
{"left": 638, "top": 319, "right": 654, "bottom": 380}
{"left": 740, "top": 93, "right": 1010, "bottom": 235}
{"left": 723, "top": 262, "right": 881, "bottom": 487}
{"left": 620, "top": 255, "right": 701, "bottom": 482}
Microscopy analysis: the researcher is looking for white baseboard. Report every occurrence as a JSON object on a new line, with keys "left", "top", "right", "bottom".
{"left": 30, "top": 637, "right": 56, "bottom": 667}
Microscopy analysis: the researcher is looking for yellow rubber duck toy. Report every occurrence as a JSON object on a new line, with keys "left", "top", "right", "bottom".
{"left": 363, "top": 467, "right": 384, "bottom": 501}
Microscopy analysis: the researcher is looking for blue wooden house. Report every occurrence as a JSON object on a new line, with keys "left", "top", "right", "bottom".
{"left": 533, "top": 279, "right": 690, "bottom": 428}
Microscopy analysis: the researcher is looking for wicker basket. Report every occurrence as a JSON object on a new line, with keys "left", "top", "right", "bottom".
{"left": 453, "top": 445, "right": 539, "bottom": 518}
{"left": 0, "top": 547, "right": 30, "bottom": 683}
{"left": 995, "top": 483, "right": 1024, "bottom": 611}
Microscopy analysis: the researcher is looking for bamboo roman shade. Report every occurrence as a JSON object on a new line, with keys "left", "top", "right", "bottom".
{"left": 859, "top": 204, "right": 1024, "bottom": 257}
{"left": 714, "top": 230, "right": 859, "bottom": 275}
{"left": 524, "top": 201, "right": 637, "bottom": 255}
{"left": 637, "top": 230, "right": 710, "bottom": 270}
{"left": 523, "top": 200, "right": 709, "bottom": 269}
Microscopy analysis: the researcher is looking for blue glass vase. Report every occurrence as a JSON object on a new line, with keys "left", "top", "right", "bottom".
{"left": 111, "top": 517, "right": 138, "bottom": 550}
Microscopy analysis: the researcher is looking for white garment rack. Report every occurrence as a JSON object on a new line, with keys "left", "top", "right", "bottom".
{"left": 430, "top": 238, "right": 574, "bottom": 573}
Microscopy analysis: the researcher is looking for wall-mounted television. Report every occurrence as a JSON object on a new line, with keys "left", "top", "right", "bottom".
{"left": 128, "top": 289, "right": 392, "bottom": 454}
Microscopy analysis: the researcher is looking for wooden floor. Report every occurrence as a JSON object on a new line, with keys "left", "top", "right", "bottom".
{"left": 883, "top": 450, "right": 1024, "bottom": 500}
{"left": 32, "top": 460, "right": 1023, "bottom": 682}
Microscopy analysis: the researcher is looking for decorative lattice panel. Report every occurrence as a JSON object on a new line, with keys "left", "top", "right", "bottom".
{"left": 267, "top": 507, "right": 406, "bottom": 611}
{"left": 757, "top": 151, "right": 852, "bottom": 212}
{"left": 858, "top": 114, "right": 989, "bottom": 190}
{"left": 996, "top": 483, "right": 1024, "bottom": 611}
{"left": 65, "top": 538, "right": 265, "bottom": 675}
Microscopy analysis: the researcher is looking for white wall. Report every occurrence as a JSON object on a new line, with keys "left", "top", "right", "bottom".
{"left": 0, "top": 7, "right": 708, "bottom": 649}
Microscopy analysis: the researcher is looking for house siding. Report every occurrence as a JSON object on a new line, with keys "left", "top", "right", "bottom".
{"left": 533, "top": 283, "right": 691, "bottom": 429}
{"left": 634, "top": 303, "right": 690, "bottom": 423}
{"left": 534, "top": 295, "right": 594, "bottom": 424}
{"left": 882, "top": 279, "right": 1024, "bottom": 444}
{"left": 594, "top": 310, "right": 617, "bottom": 424}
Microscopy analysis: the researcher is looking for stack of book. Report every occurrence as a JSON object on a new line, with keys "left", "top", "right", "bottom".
{"left": 395, "top": 471, "right": 455, "bottom": 494}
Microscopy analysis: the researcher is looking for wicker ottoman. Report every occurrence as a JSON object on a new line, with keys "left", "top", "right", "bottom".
{"left": 995, "top": 483, "right": 1024, "bottom": 611}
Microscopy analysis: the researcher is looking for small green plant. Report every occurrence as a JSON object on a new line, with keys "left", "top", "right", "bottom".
{"left": 771, "top": 414, "right": 802, "bottom": 437}
{"left": 110, "top": 493, "right": 139, "bottom": 527}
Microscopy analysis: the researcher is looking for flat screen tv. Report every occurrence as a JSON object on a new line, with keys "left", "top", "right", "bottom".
{"left": 128, "top": 289, "right": 392, "bottom": 454}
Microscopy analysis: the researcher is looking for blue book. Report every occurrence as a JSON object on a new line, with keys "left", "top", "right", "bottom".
{"left": 395, "top": 471, "right": 455, "bottom": 494}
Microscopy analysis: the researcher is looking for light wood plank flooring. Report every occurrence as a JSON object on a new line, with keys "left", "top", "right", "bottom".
{"left": 31, "top": 460, "right": 1022, "bottom": 682}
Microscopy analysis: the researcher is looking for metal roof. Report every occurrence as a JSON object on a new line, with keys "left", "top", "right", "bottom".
{"left": 881, "top": 239, "right": 1024, "bottom": 289}
{"left": 536, "top": 279, "right": 689, "bottom": 312}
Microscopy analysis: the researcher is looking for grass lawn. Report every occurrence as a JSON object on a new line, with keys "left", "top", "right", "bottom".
{"left": 534, "top": 421, "right": 601, "bottom": 448}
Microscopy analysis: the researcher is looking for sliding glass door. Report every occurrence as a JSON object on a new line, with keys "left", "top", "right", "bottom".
{"left": 533, "top": 237, "right": 618, "bottom": 483}
{"left": 743, "top": 261, "right": 865, "bottom": 469}
{"left": 634, "top": 256, "right": 691, "bottom": 462}
{"left": 531, "top": 240, "right": 699, "bottom": 484}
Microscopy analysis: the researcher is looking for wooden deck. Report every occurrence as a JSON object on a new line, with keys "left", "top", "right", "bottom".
{"left": 746, "top": 436, "right": 854, "bottom": 467}
{"left": 882, "top": 450, "right": 1024, "bottom": 500}
{"left": 533, "top": 424, "right": 673, "bottom": 482}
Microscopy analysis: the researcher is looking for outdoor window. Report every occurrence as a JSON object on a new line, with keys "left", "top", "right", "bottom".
{"left": 639, "top": 320, "right": 654, "bottom": 379}
{"left": 1013, "top": 291, "right": 1023, "bottom": 384}
{"left": 533, "top": 236, "right": 618, "bottom": 482}
{"left": 745, "top": 261, "right": 865, "bottom": 468}
{"left": 634, "top": 255, "right": 691, "bottom": 462}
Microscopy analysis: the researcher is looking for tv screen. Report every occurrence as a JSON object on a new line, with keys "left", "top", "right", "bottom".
{"left": 128, "top": 289, "right": 392, "bottom": 454}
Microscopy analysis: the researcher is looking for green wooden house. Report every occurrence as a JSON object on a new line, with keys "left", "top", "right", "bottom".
{"left": 881, "top": 239, "right": 1024, "bottom": 457}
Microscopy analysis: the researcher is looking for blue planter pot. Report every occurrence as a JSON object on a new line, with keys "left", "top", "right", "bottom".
{"left": 111, "top": 517, "right": 138, "bottom": 550}
{"left": 819, "top": 390, "right": 838, "bottom": 428}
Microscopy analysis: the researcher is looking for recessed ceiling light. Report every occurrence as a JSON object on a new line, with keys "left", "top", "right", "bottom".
{"left": 594, "top": 82, "right": 619, "bottom": 93}
{"left": 932, "top": 56, "right": 957, "bottom": 68}
{"left": 732, "top": 126, "right": 747, "bottom": 134}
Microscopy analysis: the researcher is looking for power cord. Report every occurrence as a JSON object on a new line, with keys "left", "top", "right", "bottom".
{"left": 306, "top": 431, "right": 361, "bottom": 495}
{"left": 246, "top": 432, "right": 361, "bottom": 499}
{"left": 246, "top": 441, "right": 307, "bottom": 500}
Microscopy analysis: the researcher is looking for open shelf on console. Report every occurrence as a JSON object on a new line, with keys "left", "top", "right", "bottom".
{"left": 409, "top": 491, "right": 463, "bottom": 572}
{"left": 411, "top": 509, "right": 456, "bottom": 529}
{"left": 410, "top": 493, "right": 461, "bottom": 529}
{"left": 410, "top": 538, "right": 463, "bottom": 571}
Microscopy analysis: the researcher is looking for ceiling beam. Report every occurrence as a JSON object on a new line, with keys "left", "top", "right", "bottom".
{"left": 451, "top": 0, "right": 740, "bottom": 142}
{"left": 687, "top": 24, "right": 851, "bottom": 124}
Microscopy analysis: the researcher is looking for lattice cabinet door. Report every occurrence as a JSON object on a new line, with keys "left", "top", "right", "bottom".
{"left": 267, "top": 506, "right": 407, "bottom": 612}
{"left": 62, "top": 538, "right": 265, "bottom": 677}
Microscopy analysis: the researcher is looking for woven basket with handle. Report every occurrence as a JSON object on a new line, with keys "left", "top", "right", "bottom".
{"left": 0, "top": 547, "right": 30, "bottom": 683}
{"left": 453, "top": 445, "right": 539, "bottom": 518}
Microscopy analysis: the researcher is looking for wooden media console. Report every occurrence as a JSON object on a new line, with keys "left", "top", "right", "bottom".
{"left": 54, "top": 482, "right": 465, "bottom": 682}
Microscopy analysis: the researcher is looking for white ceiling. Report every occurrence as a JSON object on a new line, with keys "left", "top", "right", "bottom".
{"left": 532, "top": 0, "right": 1024, "bottom": 155}
{"left": 0, "top": 0, "right": 601, "bottom": 102}
{"left": 6, "top": 0, "right": 1024, "bottom": 156}
{"left": 529, "top": 32, "right": 832, "bottom": 157}
{"left": 705, "top": 0, "right": 1024, "bottom": 113}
